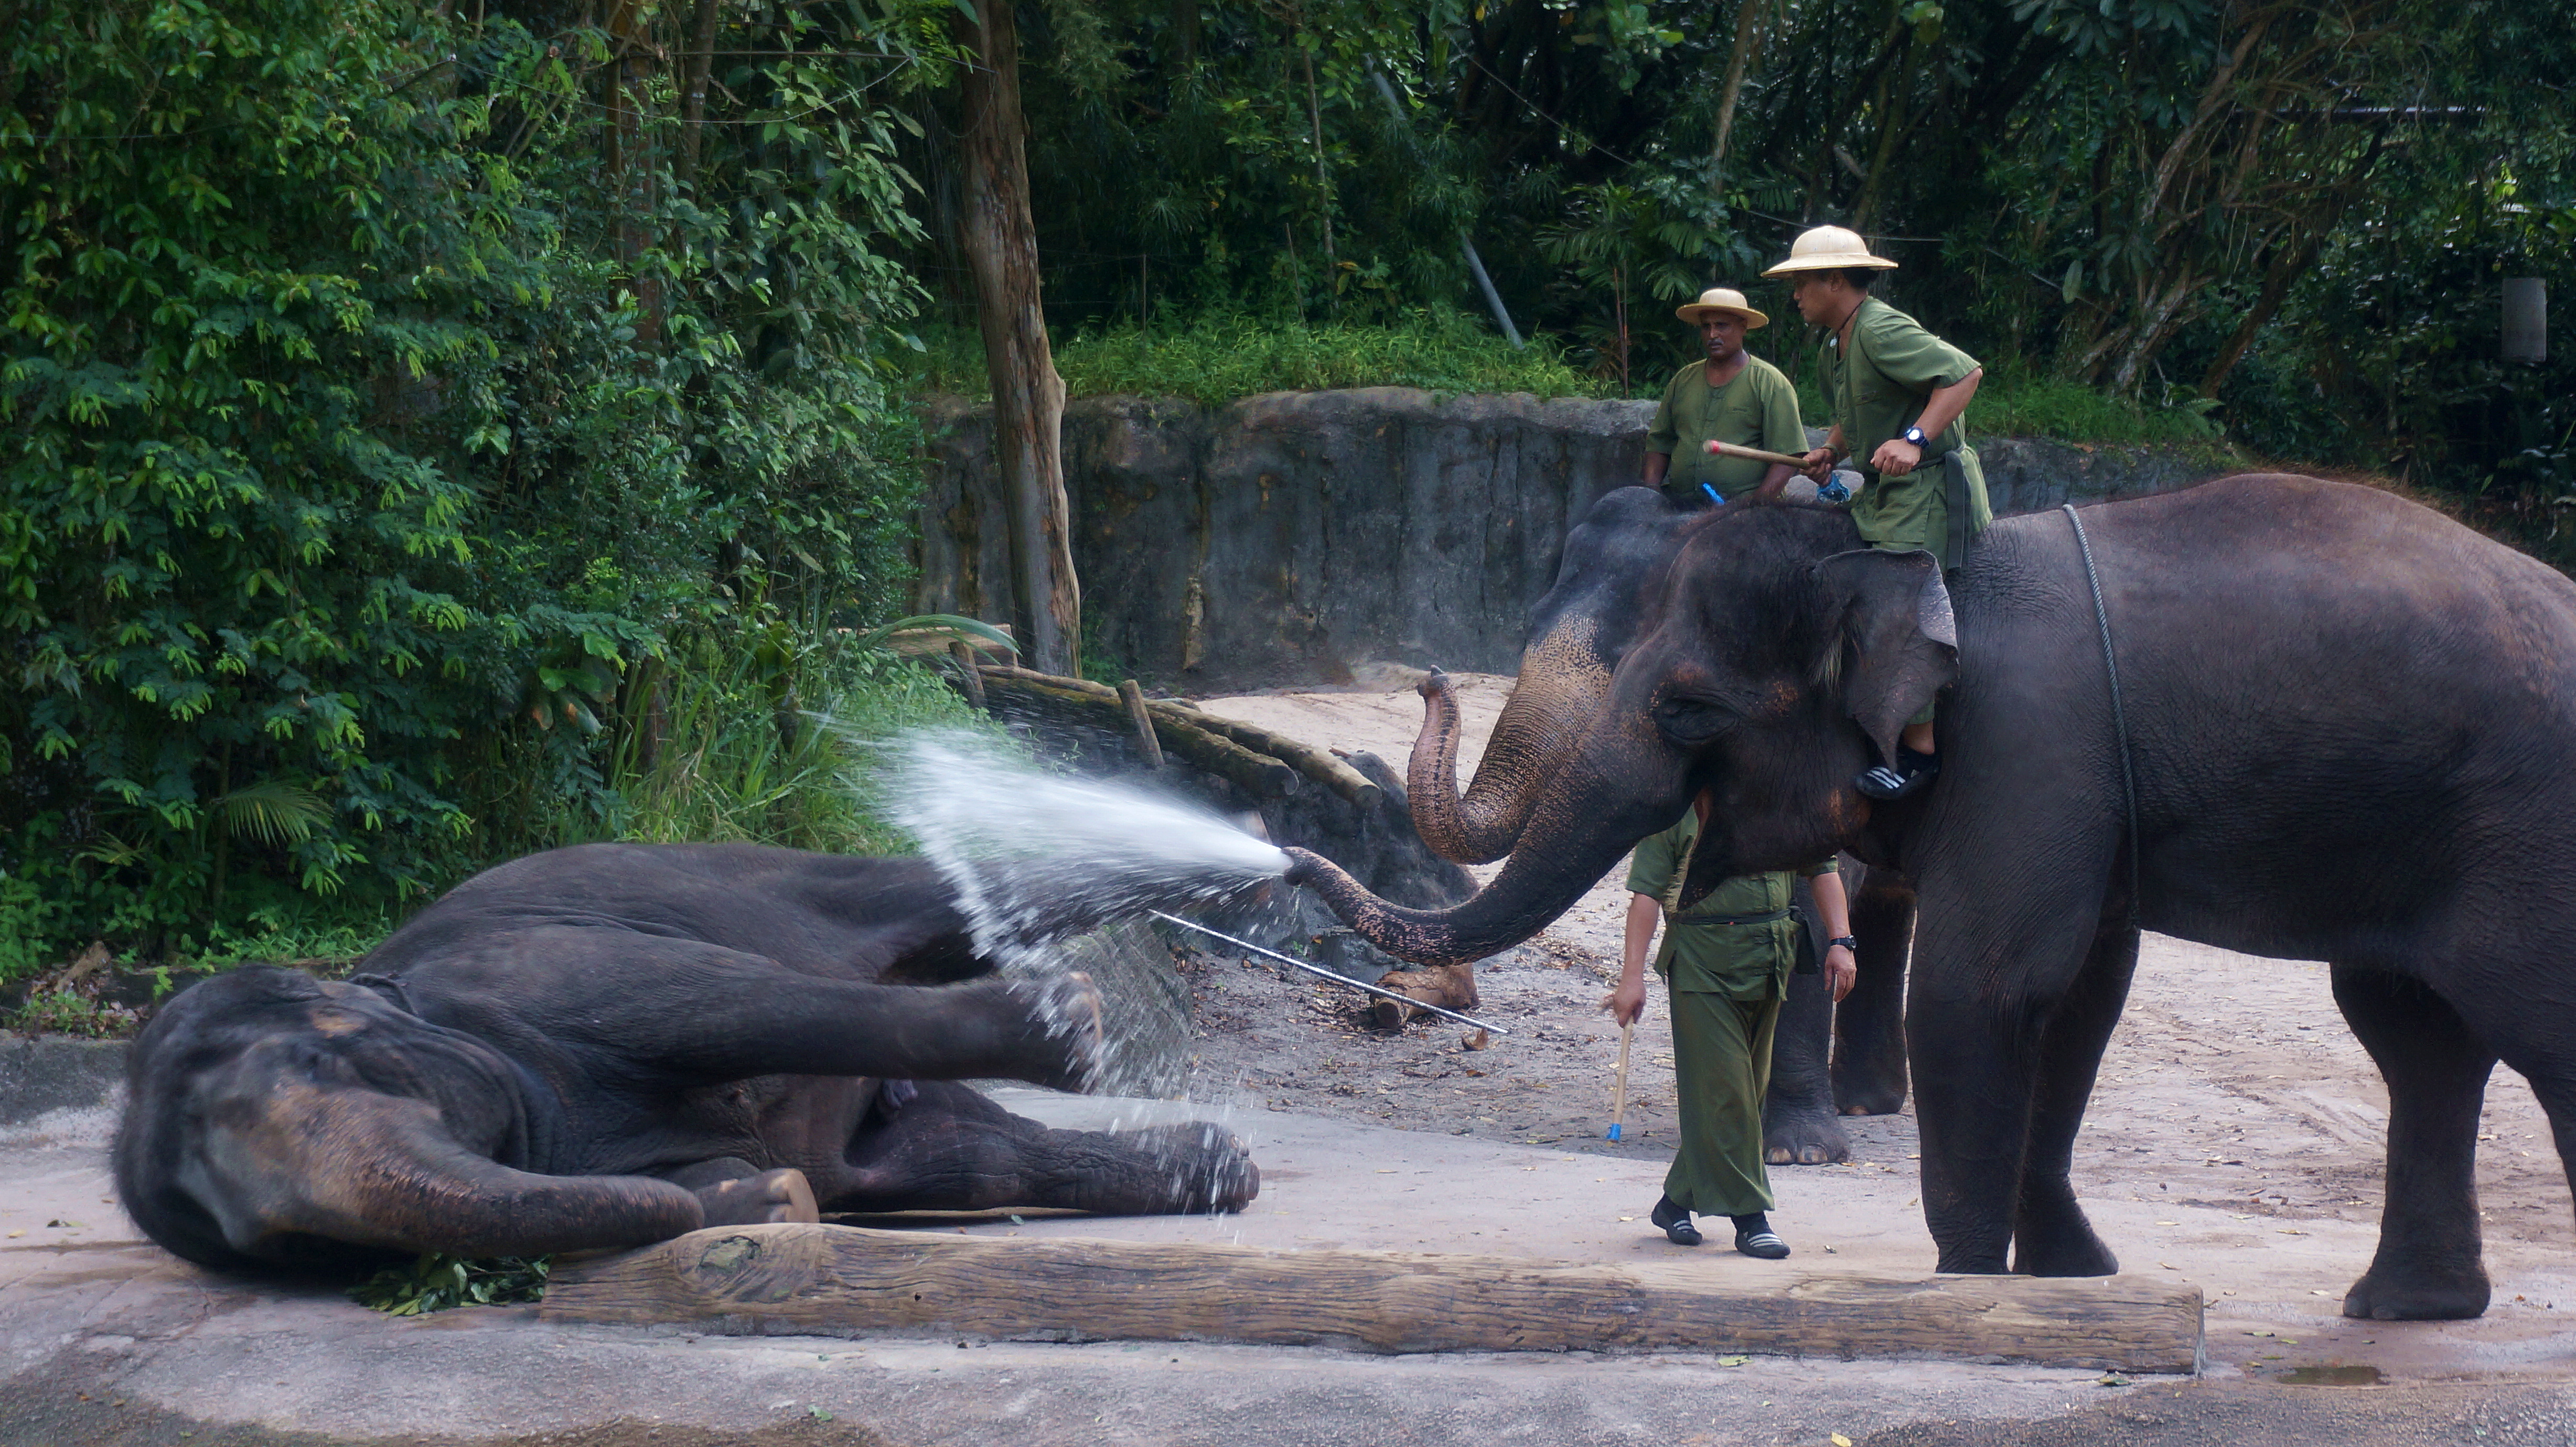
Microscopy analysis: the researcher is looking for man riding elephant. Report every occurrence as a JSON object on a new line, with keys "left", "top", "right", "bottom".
{"left": 1641, "top": 287, "right": 1807, "bottom": 510}
{"left": 1768, "top": 225, "right": 1990, "bottom": 801}
{"left": 115, "top": 843, "right": 1260, "bottom": 1276}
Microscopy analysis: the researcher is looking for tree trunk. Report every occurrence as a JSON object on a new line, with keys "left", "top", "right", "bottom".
{"left": 953, "top": 0, "right": 1079, "bottom": 676}
{"left": 677, "top": 0, "right": 722, "bottom": 189}
{"left": 604, "top": 0, "right": 660, "bottom": 345}
{"left": 1709, "top": 0, "right": 1765, "bottom": 166}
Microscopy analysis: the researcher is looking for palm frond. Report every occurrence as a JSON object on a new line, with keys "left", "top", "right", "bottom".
{"left": 217, "top": 781, "right": 333, "bottom": 846}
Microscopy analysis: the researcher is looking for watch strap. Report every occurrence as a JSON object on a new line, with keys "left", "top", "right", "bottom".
{"left": 1826, "top": 935, "right": 1859, "bottom": 951}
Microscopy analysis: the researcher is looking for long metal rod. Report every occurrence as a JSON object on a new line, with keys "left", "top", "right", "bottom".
{"left": 1149, "top": 911, "right": 1510, "bottom": 1036}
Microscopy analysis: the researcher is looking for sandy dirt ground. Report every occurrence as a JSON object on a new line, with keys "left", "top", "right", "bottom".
{"left": 1176, "top": 677, "right": 2576, "bottom": 1383}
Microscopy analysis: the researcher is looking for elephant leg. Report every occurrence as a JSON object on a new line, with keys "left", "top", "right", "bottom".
{"left": 1909, "top": 871, "right": 2110, "bottom": 1276}
{"left": 820, "top": 1081, "right": 1259, "bottom": 1216}
{"left": 434, "top": 931, "right": 1105, "bottom": 1091}
{"left": 1763, "top": 963, "right": 1850, "bottom": 1165}
{"left": 2333, "top": 965, "right": 2495, "bottom": 1321}
{"left": 2010, "top": 919, "right": 2138, "bottom": 1277}
{"left": 1832, "top": 866, "right": 1914, "bottom": 1117}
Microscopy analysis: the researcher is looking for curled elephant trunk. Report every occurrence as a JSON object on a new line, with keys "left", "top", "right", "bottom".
{"left": 1302, "top": 731, "right": 1684, "bottom": 964}
{"left": 1407, "top": 660, "right": 1609, "bottom": 865}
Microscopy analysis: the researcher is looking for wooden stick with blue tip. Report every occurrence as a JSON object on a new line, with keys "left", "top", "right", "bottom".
{"left": 1607, "top": 1021, "right": 1632, "bottom": 1141}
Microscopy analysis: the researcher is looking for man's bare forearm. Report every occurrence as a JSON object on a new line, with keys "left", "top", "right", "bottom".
{"left": 1643, "top": 451, "right": 1670, "bottom": 487}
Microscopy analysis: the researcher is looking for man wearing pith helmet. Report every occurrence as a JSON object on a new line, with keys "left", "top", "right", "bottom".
{"left": 1641, "top": 287, "right": 1807, "bottom": 509}
{"left": 1765, "top": 225, "right": 1990, "bottom": 801}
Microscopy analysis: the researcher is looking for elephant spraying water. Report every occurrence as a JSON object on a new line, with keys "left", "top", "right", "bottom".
{"left": 1300, "top": 474, "right": 2576, "bottom": 1320}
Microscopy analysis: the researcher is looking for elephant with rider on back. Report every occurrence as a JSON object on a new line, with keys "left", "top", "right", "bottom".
{"left": 1305, "top": 473, "right": 2576, "bottom": 1320}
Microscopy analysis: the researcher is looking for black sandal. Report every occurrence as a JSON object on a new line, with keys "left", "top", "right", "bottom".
{"left": 1856, "top": 746, "right": 1939, "bottom": 801}
{"left": 1731, "top": 1212, "right": 1791, "bottom": 1259}
{"left": 1650, "top": 1195, "right": 1703, "bottom": 1247}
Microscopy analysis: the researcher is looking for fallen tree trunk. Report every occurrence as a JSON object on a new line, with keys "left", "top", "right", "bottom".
{"left": 972, "top": 665, "right": 1375, "bottom": 806}
{"left": 978, "top": 672, "right": 1297, "bottom": 798}
{"left": 543, "top": 1223, "right": 2204, "bottom": 1372}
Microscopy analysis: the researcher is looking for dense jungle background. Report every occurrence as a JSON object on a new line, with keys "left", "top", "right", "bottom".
{"left": 2, "top": 0, "right": 2571, "bottom": 994}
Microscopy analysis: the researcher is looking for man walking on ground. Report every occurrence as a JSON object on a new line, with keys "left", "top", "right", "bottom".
{"left": 1603, "top": 794, "right": 1857, "bottom": 1258}
{"left": 1765, "top": 225, "right": 1990, "bottom": 800}
{"left": 1641, "top": 287, "right": 1807, "bottom": 509}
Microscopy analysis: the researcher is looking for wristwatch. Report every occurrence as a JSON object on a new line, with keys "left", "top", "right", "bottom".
{"left": 1901, "top": 425, "right": 1930, "bottom": 448}
{"left": 1826, "top": 935, "right": 1859, "bottom": 952}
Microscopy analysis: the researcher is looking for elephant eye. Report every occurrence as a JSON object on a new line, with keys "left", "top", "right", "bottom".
{"left": 1652, "top": 692, "right": 1734, "bottom": 744}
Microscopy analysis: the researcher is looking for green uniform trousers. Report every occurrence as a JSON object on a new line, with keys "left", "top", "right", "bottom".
{"left": 1663, "top": 987, "right": 1782, "bottom": 1218}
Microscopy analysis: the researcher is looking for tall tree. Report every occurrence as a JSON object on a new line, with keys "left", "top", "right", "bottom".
{"left": 953, "top": 0, "right": 1079, "bottom": 675}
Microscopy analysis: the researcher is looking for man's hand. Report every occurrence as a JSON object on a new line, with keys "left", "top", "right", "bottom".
{"left": 1869, "top": 437, "right": 1922, "bottom": 477}
{"left": 1601, "top": 976, "right": 1647, "bottom": 1027}
{"left": 1823, "top": 943, "right": 1856, "bottom": 1003}
{"left": 1798, "top": 447, "right": 1836, "bottom": 481}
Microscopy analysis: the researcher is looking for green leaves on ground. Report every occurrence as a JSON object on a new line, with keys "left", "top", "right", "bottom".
{"left": 349, "top": 1254, "right": 551, "bottom": 1315}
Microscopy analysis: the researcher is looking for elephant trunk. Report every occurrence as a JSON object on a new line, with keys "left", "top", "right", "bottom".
{"left": 1304, "top": 726, "right": 1683, "bottom": 964}
{"left": 1407, "top": 644, "right": 1611, "bottom": 865}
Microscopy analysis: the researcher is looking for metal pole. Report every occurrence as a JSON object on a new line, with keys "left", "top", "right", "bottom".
{"left": 1367, "top": 65, "right": 1524, "bottom": 350}
{"left": 2504, "top": 278, "right": 2547, "bottom": 364}
{"left": 1149, "top": 911, "right": 1511, "bottom": 1035}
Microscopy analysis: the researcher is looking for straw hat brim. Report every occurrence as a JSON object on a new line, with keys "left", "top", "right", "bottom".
{"left": 1676, "top": 302, "right": 1769, "bottom": 328}
{"left": 1761, "top": 252, "right": 1899, "bottom": 278}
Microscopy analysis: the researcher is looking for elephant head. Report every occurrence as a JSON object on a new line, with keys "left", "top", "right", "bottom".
{"left": 1298, "top": 503, "right": 1956, "bottom": 964}
{"left": 1408, "top": 487, "right": 1696, "bottom": 863}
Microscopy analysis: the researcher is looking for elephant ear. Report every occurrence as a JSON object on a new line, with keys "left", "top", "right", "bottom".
{"left": 1815, "top": 548, "right": 1959, "bottom": 768}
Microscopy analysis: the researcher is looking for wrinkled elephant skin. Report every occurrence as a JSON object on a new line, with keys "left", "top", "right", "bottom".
{"left": 115, "top": 844, "right": 1258, "bottom": 1275}
{"left": 1304, "top": 475, "right": 2576, "bottom": 1320}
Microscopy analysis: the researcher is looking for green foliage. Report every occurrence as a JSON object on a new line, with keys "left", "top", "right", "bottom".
{"left": 607, "top": 641, "right": 991, "bottom": 860}
{"left": 349, "top": 1253, "right": 551, "bottom": 1315}
{"left": 2, "top": 0, "right": 958, "bottom": 963}
{"left": 918, "top": 309, "right": 1603, "bottom": 407}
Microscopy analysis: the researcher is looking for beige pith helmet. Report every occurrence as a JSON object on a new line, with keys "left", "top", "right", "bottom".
{"left": 1760, "top": 225, "right": 1899, "bottom": 278}
{"left": 1675, "top": 286, "right": 1769, "bottom": 329}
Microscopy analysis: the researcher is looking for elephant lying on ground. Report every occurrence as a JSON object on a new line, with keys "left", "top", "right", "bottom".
{"left": 116, "top": 844, "right": 1258, "bottom": 1275}
{"left": 1407, "top": 485, "right": 1914, "bottom": 1165}
{"left": 1303, "top": 474, "right": 2576, "bottom": 1320}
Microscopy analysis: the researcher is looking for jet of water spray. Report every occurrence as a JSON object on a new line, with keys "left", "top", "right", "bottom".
{"left": 882, "top": 730, "right": 1290, "bottom": 959}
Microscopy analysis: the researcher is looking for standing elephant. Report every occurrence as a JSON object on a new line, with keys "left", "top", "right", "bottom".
{"left": 116, "top": 844, "right": 1259, "bottom": 1275}
{"left": 1406, "top": 485, "right": 1914, "bottom": 1165}
{"left": 1301, "top": 474, "right": 2576, "bottom": 1320}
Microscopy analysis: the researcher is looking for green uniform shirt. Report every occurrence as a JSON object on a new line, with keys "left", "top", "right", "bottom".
{"left": 1624, "top": 811, "right": 1834, "bottom": 1001}
{"left": 1645, "top": 354, "right": 1806, "bottom": 505}
{"left": 1820, "top": 297, "right": 1994, "bottom": 568}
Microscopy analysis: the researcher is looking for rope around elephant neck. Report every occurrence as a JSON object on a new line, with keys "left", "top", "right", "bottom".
{"left": 2062, "top": 503, "right": 2141, "bottom": 930}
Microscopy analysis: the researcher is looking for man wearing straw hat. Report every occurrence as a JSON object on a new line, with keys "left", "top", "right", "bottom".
{"left": 1604, "top": 794, "right": 1856, "bottom": 1257}
{"left": 1765, "top": 225, "right": 1990, "bottom": 800}
{"left": 1641, "top": 287, "right": 1808, "bottom": 509}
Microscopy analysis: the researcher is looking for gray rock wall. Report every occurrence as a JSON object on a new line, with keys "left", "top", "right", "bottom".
{"left": 917, "top": 390, "right": 2230, "bottom": 689}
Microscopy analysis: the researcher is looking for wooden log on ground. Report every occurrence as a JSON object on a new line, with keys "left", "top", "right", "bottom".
{"left": 542, "top": 1224, "right": 2204, "bottom": 1373}
{"left": 978, "top": 672, "right": 1297, "bottom": 797}
{"left": 1370, "top": 962, "right": 1478, "bottom": 1031}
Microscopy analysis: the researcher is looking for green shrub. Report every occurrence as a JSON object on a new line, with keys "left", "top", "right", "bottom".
{"left": 2, "top": 0, "right": 940, "bottom": 965}
{"left": 918, "top": 309, "right": 1606, "bottom": 408}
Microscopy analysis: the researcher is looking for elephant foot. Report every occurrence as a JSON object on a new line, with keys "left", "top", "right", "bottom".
{"left": 1072, "top": 1124, "right": 1262, "bottom": 1215}
{"left": 2343, "top": 1264, "right": 2490, "bottom": 1321}
{"left": 1832, "top": 1077, "right": 1908, "bottom": 1116}
{"left": 1762, "top": 1106, "right": 1852, "bottom": 1165}
{"left": 2011, "top": 1179, "right": 2119, "bottom": 1277}
{"left": 696, "top": 1168, "right": 819, "bottom": 1228}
